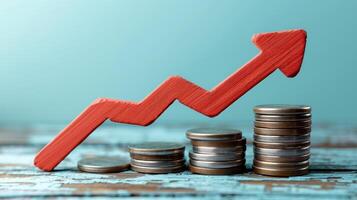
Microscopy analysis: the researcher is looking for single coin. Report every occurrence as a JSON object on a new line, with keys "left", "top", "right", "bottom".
{"left": 254, "top": 153, "right": 310, "bottom": 162}
{"left": 130, "top": 158, "right": 185, "bottom": 168}
{"left": 192, "top": 145, "right": 246, "bottom": 154}
{"left": 189, "top": 164, "right": 244, "bottom": 175}
{"left": 254, "top": 120, "right": 311, "bottom": 129}
{"left": 255, "top": 114, "right": 311, "bottom": 122}
{"left": 190, "top": 159, "right": 245, "bottom": 169}
{"left": 128, "top": 142, "right": 185, "bottom": 155}
{"left": 77, "top": 156, "right": 130, "bottom": 173}
{"left": 189, "top": 151, "right": 245, "bottom": 162}
{"left": 254, "top": 133, "right": 310, "bottom": 143}
{"left": 130, "top": 163, "right": 185, "bottom": 174}
{"left": 253, "top": 165, "right": 309, "bottom": 177}
{"left": 253, "top": 140, "right": 310, "bottom": 149}
{"left": 129, "top": 152, "right": 184, "bottom": 161}
{"left": 254, "top": 104, "right": 311, "bottom": 115}
{"left": 186, "top": 128, "right": 242, "bottom": 141}
{"left": 255, "top": 113, "right": 311, "bottom": 122}
{"left": 191, "top": 137, "right": 246, "bottom": 147}
{"left": 254, "top": 146, "right": 310, "bottom": 156}
{"left": 254, "top": 127, "right": 311, "bottom": 136}
{"left": 253, "top": 160, "right": 309, "bottom": 169}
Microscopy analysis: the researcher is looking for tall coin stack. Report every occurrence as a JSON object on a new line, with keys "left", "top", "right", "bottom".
{"left": 128, "top": 142, "right": 186, "bottom": 174}
{"left": 186, "top": 128, "right": 246, "bottom": 175}
{"left": 253, "top": 105, "right": 311, "bottom": 177}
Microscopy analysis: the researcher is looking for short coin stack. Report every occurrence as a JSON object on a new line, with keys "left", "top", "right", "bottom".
{"left": 186, "top": 128, "right": 246, "bottom": 175}
{"left": 128, "top": 142, "right": 186, "bottom": 174}
{"left": 253, "top": 104, "right": 311, "bottom": 177}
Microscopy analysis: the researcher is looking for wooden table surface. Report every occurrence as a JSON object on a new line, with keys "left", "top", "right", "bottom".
{"left": 0, "top": 122, "right": 356, "bottom": 199}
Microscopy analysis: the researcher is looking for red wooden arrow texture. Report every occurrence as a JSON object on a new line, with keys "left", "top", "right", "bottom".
{"left": 34, "top": 29, "right": 307, "bottom": 171}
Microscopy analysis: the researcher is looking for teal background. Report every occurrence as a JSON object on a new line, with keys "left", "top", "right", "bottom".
{"left": 0, "top": 0, "right": 356, "bottom": 125}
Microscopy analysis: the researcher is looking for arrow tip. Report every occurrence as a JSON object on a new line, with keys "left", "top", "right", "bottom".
{"left": 252, "top": 29, "right": 307, "bottom": 77}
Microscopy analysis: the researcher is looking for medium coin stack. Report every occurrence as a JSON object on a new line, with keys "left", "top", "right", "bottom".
{"left": 128, "top": 142, "right": 186, "bottom": 174}
{"left": 186, "top": 128, "right": 246, "bottom": 175}
{"left": 253, "top": 104, "right": 312, "bottom": 177}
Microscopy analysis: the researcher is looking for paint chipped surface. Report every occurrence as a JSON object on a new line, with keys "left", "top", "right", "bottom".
{"left": 0, "top": 123, "right": 356, "bottom": 199}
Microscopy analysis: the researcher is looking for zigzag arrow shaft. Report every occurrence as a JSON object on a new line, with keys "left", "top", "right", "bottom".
{"left": 34, "top": 29, "right": 307, "bottom": 171}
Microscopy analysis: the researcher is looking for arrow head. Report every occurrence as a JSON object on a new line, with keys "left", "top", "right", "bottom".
{"left": 252, "top": 29, "right": 307, "bottom": 77}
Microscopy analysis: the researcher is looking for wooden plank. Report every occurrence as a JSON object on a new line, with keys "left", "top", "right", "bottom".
{"left": 0, "top": 145, "right": 356, "bottom": 198}
{"left": 0, "top": 123, "right": 356, "bottom": 198}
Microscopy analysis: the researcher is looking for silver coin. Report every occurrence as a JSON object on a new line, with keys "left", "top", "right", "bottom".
{"left": 130, "top": 158, "right": 185, "bottom": 168}
{"left": 254, "top": 146, "right": 310, "bottom": 156}
{"left": 253, "top": 160, "right": 309, "bottom": 169}
{"left": 189, "top": 151, "right": 245, "bottom": 162}
{"left": 192, "top": 145, "right": 246, "bottom": 154}
{"left": 186, "top": 128, "right": 242, "bottom": 141}
{"left": 130, "top": 163, "right": 185, "bottom": 174}
{"left": 254, "top": 152, "right": 310, "bottom": 162}
{"left": 254, "top": 104, "right": 311, "bottom": 115}
{"left": 77, "top": 156, "right": 130, "bottom": 173}
{"left": 190, "top": 159, "right": 245, "bottom": 169}
{"left": 191, "top": 137, "right": 246, "bottom": 147}
{"left": 254, "top": 127, "right": 311, "bottom": 136}
{"left": 128, "top": 142, "right": 185, "bottom": 155}
{"left": 254, "top": 133, "right": 310, "bottom": 143}
{"left": 255, "top": 113, "right": 311, "bottom": 122}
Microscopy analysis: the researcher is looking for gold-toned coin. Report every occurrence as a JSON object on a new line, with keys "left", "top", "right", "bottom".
{"left": 190, "top": 159, "right": 245, "bottom": 169}
{"left": 128, "top": 142, "right": 185, "bottom": 155}
{"left": 186, "top": 128, "right": 242, "bottom": 141}
{"left": 254, "top": 153, "right": 310, "bottom": 162}
{"left": 253, "top": 165, "right": 309, "bottom": 177}
{"left": 253, "top": 140, "right": 310, "bottom": 149}
{"left": 189, "top": 164, "right": 244, "bottom": 175}
{"left": 77, "top": 156, "right": 130, "bottom": 173}
{"left": 254, "top": 127, "right": 311, "bottom": 136}
{"left": 254, "top": 104, "right": 311, "bottom": 115}
{"left": 254, "top": 120, "right": 311, "bottom": 129}
{"left": 130, "top": 163, "right": 185, "bottom": 174}
{"left": 129, "top": 152, "right": 184, "bottom": 161}
{"left": 191, "top": 137, "right": 246, "bottom": 147}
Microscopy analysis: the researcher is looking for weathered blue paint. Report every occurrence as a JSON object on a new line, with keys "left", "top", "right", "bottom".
{"left": 0, "top": 123, "right": 356, "bottom": 199}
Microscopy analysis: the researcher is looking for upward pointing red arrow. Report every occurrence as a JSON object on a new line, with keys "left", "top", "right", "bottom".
{"left": 34, "top": 29, "right": 307, "bottom": 171}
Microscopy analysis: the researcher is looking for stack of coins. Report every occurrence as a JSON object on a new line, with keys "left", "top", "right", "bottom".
{"left": 128, "top": 142, "right": 186, "bottom": 174}
{"left": 186, "top": 128, "right": 246, "bottom": 175}
{"left": 253, "top": 104, "right": 311, "bottom": 177}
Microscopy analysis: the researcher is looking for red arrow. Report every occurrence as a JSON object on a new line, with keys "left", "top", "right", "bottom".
{"left": 34, "top": 29, "right": 307, "bottom": 171}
